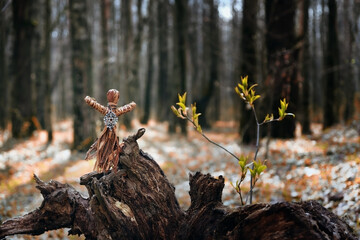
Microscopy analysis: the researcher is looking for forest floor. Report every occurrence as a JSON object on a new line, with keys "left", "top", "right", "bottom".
{"left": 0, "top": 119, "right": 359, "bottom": 239}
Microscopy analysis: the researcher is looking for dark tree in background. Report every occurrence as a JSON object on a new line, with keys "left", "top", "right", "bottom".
{"left": 265, "top": 0, "right": 298, "bottom": 138}
{"left": 195, "top": 0, "right": 221, "bottom": 129}
{"left": 100, "top": 0, "right": 111, "bottom": 103}
{"left": 132, "top": 0, "right": 143, "bottom": 116}
{"left": 239, "top": 0, "right": 258, "bottom": 143}
{"left": 323, "top": 0, "right": 341, "bottom": 129}
{"left": 141, "top": 0, "right": 155, "bottom": 124}
{"left": 33, "top": 0, "right": 44, "bottom": 134}
{"left": 169, "top": 0, "right": 188, "bottom": 134}
{"left": 53, "top": 0, "right": 70, "bottom": 121}
{"left": 119, "top": 0, "right": 134, "bottom": 128}
{"left": 188, "top": 0, "right": 201, "bottom": 101}
{"left": 69, "top": 0, "right": 95, "bottom": 150}
{"left": 43, "top": 0, "right": 53, "bottom": 142}
{"left": 2, "top": 0, "right": 360, "bottom": 143}
{"left": 11, "top": 0, "right": 36, "bottom": 138}
{"left": 0, "top": 1, "right": 8, "bottom": 130}
{"left": 342, "top": 0, "right": 356, "bottom": 122}
{"left": 157, "top": 0, "right": 170, "bottom": 122}
{"left": 298, "top": 0, "right": 311, "bottom": 135}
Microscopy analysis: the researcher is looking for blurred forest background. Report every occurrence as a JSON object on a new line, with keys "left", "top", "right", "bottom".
{"left": 1, "top": 1, "right": 360, "bottom": 238}
{"left": 1, "top": 0, "right": 360, "bottom": 148}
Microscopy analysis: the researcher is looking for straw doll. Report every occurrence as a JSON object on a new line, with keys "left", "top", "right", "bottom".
{"left": 84, "top": 89, "right": 136, "bottom": 172}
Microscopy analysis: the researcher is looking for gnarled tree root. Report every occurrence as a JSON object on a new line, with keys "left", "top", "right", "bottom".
{"left": 0, "top": 129, "right": 356, "bottom": 239}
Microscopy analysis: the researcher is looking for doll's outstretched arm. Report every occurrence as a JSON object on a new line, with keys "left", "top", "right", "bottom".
{"left": 115, "top": 101, "right": 136, "bottom": 116}
{"left": 84, "top": 96, "right": 108, "bottom": 115}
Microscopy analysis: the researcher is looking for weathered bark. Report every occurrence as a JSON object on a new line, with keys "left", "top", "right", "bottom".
{"left": 0, "top": 129, "right": 356, "bottom": 239}
{"left": 179, "top": 172, "right": 356, "bottom": 240}
{"left": 0, "top": 129, "right": 183, "bottom": 239}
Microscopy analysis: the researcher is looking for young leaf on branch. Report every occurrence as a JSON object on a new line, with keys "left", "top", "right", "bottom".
{"left": 235, "top": 76, "right": 260, "bottom": 107}
{"left": 171, "top": 92, "right": 238, "bottom": 160}
{"left": 171, "top": 75, "right": 295, "bottom": 206}
{"left": 278, "top": 98, "right": 295, "bottom": 120}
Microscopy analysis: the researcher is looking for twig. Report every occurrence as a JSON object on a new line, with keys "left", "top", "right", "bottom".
{"left": 185, "top": 116, "right": 239, "bottom": 161}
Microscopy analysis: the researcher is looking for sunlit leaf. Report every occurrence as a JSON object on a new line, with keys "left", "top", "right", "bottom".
{"left": 196, "top": 125, "right": 202, "bottom": 134}
{"left": 178, "top": 92, "right": 187, "bottom": 105}
{"left": 257, "top": 165, "right": 267, "bottom": 174}
{"left": 248, "top": 83, "right": 258, "bottom": 92}
{"left": 263, "top": 113, "right": 274, "bottom": 123}
{"left": 193, "top": 116, "right": 199, "bottom": 126}
{"left": 176, "top": 102, "right": 187, "bottom": 112}
{"left": 253, "top": 95, "right": 260, "bottom": 101}
{"left": 241, "top": 76, "right": 248, "bottom": 88}
{"left": 191, "top": 103, "right": 196, "bottom": 117}
{"left": 285, "top": 113, "right": 295, "bottom": 118}
{"left": 278, "top": 107, "right": 284, "bottom": 120}
{"left": 171, "top": 106, "right": 181, "bottom": 118}
{"left": 235, "top": 86, "right": 241, "bottom": 97}
{"left": 249, "top": 169, "right": 256, "bottom": 178}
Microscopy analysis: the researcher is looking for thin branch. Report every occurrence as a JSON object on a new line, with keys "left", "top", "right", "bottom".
{"left": 185, "top": 116, "right": 239, "bottom": 161}
{"left": 249, "top": 106, "right": 260, "bottom": 204}
{"left": 259, "top": 118, "right": 281, "bottom": 126}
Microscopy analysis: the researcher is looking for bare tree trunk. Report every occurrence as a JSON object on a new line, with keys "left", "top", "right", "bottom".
{"left": 141, "top": 0, "right": 155, "bottom": 124}
{"left": 323, "top": 0, "right": 340, "bottom": 128}
{"left": 157, "top": 0, "right": 170, "bottom": 122}
{"left": 0, "top": 1, "right": 8, "bottom": 129}
{"left": 69, "top": 0, "right": 95, "bottom": 150}
{"left": 265, "top": 0, "right": 298, "bottom": 138}
{"left": 44, "top": 0, "right": 53, "bottom": 142}
{"left": 120, "top": 0, "right": 134, "bottom": 129}
{"left": 170, "top": 0, "right": 188, "bottom": 134}
{"left": 195, "top": 0, "right": 220, "bottom": 129}
{"left": 230, "top": 0, "right": 240, "bottom": 123}
{"left": 54, "top": 7, "right": 69, "bottom": 121}
{"left": 0, "top": 129, "right": 356, "bottom": 239}
{"left": 343, "top": 0, "right": 355, "bottom": 122}
{"left": 33, "top": 0, "right": 44, "bottom": 130}
{"left": 188, "top": 0, "right": 201, "bottom": 104}
{"left": 11, "top": 0, "right": 36, "bottom": 138}
{"left": 310, "top": 0, "right": 322, "bottom": 121}
{"left": 132, "top": 0, "right": 143, "bottom": 118}
{"left": 298, "top": 0, "right": 311, "bottom": 135}
{"left": 239, "top": 0, "right": 258, "bottom": 143}
{"left": 100, "top": 0, "right": 110, "bottom": 103}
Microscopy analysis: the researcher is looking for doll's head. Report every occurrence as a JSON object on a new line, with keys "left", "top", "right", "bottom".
{"left": 107, "top": 89, "right": 119, "bottom": 105}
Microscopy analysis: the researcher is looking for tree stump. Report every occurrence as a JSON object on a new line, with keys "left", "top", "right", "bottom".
{"left": 0, "top": 129, "right": 356, "bottom": 239}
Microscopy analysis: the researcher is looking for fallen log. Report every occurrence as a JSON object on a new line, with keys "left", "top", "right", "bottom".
{"left": 0, "top": 129, "right": 356, "bottom": 239}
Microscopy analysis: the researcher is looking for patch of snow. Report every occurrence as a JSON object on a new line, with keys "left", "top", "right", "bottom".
{"left": 52, "top": 149, "right": 71, "bottom": 165}
{"left": 304, "top": 167, "right": 320, "bottom": 177}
